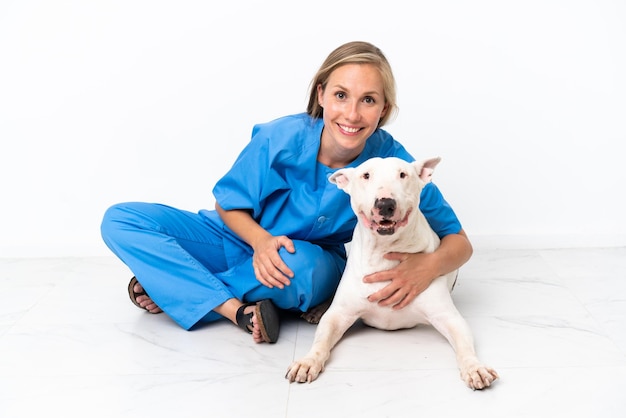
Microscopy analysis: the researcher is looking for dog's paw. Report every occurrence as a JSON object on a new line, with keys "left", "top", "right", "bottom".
{"left": 461, "top": 364, "right": 499, "bottom": 390}
{"left": 285, "top": 358, "right": 325, "bottom": 383}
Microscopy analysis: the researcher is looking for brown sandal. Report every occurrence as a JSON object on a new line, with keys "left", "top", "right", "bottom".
{"left": 127, "top": 276, "right": 162, "bottom": 314}
{"left": 236, "top": 299, "right": 280, "bottom": 343}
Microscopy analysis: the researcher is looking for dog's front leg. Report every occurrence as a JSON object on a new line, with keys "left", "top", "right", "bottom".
{"left": 429, "top": 307, "right": 499, "bottom": 390}
{"left": 286, "top": 309, "right": 357, "bottom": 383}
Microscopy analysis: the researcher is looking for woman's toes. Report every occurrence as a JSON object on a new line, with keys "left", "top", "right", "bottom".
{"left": 242, "top": 304, "right": 264, "bottom": 343}
{"left": 251, "top": 312, "right": 264, "bottom": 343}
{"left": 133, "top": 282, "right": 144, "bottom": 294}
{"left": 136, "top": 293, "right": 162, "bottom": 313}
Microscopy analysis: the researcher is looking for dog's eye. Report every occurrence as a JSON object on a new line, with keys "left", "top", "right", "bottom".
{"left": 399, "top": 171, "right": 407, "bottom": 179}
{"left": 362, "top": 172, "right": 370, "bottom": 180}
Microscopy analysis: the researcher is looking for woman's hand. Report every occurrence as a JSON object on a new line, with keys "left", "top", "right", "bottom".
{"left": 363, "top": 230, "right": 473, "bottom": 309}
{"left": 363, "top": 252, "right": 438, "bottom": 309}
{"left": 251, "top": 234, "right": 295, "bottom": 289}
{"left": 215, "top": 203, "right": 296, "bottom": 289}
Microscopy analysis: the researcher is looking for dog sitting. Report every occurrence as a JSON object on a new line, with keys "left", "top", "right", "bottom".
{"left": 285, "top": 156, "right": 498, "bottom": 390}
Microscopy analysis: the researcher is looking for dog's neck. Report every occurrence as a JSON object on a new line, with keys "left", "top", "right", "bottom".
{"left": 349, "top": 210, "right": 440, "bottom": 274}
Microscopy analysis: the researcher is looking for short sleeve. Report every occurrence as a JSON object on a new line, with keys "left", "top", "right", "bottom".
{"left": 419, "top": 183, "right": 462, "bottom": 238}
{"left": 212, "top": 133, "right": 277, "bottom": 218}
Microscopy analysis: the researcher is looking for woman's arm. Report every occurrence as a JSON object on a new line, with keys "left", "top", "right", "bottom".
{"left": 215, "top": 202, "right": 295, "bottom": 288}
{"left": 363, "top": 229, "right": 473, "bottom": 309}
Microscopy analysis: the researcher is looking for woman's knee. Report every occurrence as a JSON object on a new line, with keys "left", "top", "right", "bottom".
{"left": 102, "top": 203, "right": 131, "bottom": 235}
{"left": 100, "top": 202, "right": 153, "bottom": 244}
{"left": 278, "top": 241, "right": 343, "bottom": 308}
{"left": 278, "top": 241, "right": 317, "bottom": 271}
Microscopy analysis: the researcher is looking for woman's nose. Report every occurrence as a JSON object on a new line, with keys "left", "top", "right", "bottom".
{"left": 345, "top": 100, "right": 361, "bottom": 121}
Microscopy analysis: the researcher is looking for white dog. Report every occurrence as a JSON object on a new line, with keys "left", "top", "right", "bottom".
{"left": 285, "top": 156, "right": 498, "bottom": 390}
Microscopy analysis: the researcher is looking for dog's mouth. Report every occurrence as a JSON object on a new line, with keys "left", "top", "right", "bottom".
{"left": 359, "top": 209, "right": 412, "bottom": 236}
{"left": 375, "top": 219, "right": 398, "bottom": 235}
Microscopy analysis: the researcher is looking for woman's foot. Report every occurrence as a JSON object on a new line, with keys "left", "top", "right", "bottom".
{"left": 234, "top": 300, "right": 280, "bottom": 344}
{"left": 128, "top": 277, "right": 163, "bottom": 314}
{"left": 240, "top": 304, "right": 265, "bottom": 343}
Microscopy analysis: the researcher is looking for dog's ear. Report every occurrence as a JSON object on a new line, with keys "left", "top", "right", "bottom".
{"left": 413, "top": 157, "right": 442, "bottom": 184}
{"left": 329, "top": 168, "right": 354, "bottom": 191}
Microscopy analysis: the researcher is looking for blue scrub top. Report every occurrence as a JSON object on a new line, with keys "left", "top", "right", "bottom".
{"left": 209, "top": 113, "right": 461, "bottom": 250}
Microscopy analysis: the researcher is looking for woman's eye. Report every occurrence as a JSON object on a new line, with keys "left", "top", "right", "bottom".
{"left": 335, "top": 92, "right": 346, "bottom": 100}
{"left": 363, "top": 96, "right": 375, "bottom": 104}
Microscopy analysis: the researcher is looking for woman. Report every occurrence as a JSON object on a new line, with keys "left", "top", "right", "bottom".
{"left": 100, "top": 41, "right": 472, "bottom": 344}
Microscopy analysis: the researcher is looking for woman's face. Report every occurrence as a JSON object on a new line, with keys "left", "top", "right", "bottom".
{"left": 318, "top": 63, "right": 388, "bottom": 164}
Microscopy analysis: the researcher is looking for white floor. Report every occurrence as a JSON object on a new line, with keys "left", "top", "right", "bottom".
{"left": 1, "top": 247, "right": 625, "bottom": 418}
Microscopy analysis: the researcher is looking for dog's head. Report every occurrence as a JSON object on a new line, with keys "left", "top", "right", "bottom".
{"left": 329, "top": 157, "right": 441, "bottom": 236}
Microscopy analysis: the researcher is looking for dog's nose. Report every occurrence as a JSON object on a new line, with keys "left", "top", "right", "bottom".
{"left": 374, "top": 198, "right": 396, "bottom": 218}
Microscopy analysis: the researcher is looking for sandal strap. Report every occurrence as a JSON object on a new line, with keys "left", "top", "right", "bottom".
{"left": 128, "top": 276, "right": 147, "bottom": 308}
{"left": 127, "top": 276, "right": 163, "bottom": 314}
{"left": 236, "top": 302, "right": 256, "bottom": 334}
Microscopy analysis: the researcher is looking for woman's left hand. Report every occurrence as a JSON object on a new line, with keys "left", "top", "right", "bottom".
{"left": 362, "top": 230, "right": 472, "bottom": 309}
{"left": 363, "top": 252, "right": 438, "bottom": 309}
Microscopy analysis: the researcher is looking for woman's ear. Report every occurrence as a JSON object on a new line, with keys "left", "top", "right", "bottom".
{"left": 380, "top": 102, "right": 388, "bottom": 118}
{"left": 317, "top": 84, "right": 324, "bottom": 108}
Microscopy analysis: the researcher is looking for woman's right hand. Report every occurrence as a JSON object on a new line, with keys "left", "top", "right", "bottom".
{"left": 215, "top": 203, "right": 295, "bottom": 289}
{"left": 251, "top": 234, "right": 295, "bottom": 289}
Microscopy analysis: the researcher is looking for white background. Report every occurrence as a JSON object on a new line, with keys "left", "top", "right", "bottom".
{"left": 1, "top": 0, "right": 624, "bottom": 257}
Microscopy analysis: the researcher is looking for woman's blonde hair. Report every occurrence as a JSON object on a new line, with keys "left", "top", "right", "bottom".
{"left": 306, "top": 41, "right": 398, "bottom": 128}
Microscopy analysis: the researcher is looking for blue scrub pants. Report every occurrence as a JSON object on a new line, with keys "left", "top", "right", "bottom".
{"left": 100, "top": 202, "right": 345, "bottom": 330}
